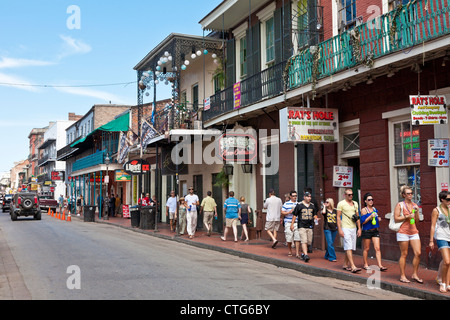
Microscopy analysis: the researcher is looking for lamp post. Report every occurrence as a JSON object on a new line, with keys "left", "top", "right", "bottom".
{"left": 104, "top": 152, "right": 110, "bottom": 220}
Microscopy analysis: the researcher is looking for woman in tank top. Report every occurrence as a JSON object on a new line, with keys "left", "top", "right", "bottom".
{"left": 394, "top": 185, "right": 422, "bottom": 284}
{"left": 429, "top": 191, "right": 450, "bottom": 293}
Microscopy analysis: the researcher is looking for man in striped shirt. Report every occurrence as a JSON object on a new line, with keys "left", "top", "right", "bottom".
{"left": 221, "top": 191, "right": 241, "bottom": 242}
{"left": 282, "top": 191, "right": 299, "bottom": 257}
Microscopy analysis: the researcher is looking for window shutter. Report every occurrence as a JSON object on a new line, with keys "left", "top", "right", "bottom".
{"left": 225, "top": 38, "right": 236, "bottom": 87}
{"left": 274, "top": 7, "right": 283, "bottom": 64}
{"left": 282, "top": 1, "right": 293, "bottom": 61}
{"left": 252, "top": 23, "right": 261, "bottom": 74}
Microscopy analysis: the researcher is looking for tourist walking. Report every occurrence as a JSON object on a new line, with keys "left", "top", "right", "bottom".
{"left": 200, "top": 191, "right": 217, "bottom": 237}
{"left": 239, "top": 196, "right": 251, "bottom": 241}
{"left": 282, "top": 191, "right": 299, "bottom": 257}
{"left": 178, "top": 197, "right": 187, "bottom": 235}
{"left": 291, "top": 191, "right": 318, "bottom": 262}
{"left": 336, "top": 188, "right": 362, "bottom": 273}
{"left": 264, "top": 189, "right": 283, "bottom": 249}
{"left": 109, "top": 194, "right": 116, "bottom": 217}
{"left": 221, "top": 191, "right": 241, "bottom": 242}
{"left": 166, "top": 191, "right": 178, "bottom": 233}
{"left": 322, "top": 198, "right": 338, "bottom": 262}
{"left": 185, "top": 187, "right": 200, "bottom": 239}
{"left": 360, "top": 193, "right": 387, "bottom": 271}
{"left": 394, "top": 185, "right": 422, "bottom": 284}
{"left": 429, "top": 191, "right": 450, "bottom": 293}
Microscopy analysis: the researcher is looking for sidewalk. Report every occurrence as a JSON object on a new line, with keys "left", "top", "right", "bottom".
{"left": 88, "top": 214, "right": 449, "bottom": 300}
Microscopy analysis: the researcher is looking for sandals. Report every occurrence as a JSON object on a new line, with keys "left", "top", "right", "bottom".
{"left": 412, "top": 277, "right": 423, "bottom": 284}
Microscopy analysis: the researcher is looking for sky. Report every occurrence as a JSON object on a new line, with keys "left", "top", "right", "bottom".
{"left": 0, "top": 0, "right": 222, "bottom": 173}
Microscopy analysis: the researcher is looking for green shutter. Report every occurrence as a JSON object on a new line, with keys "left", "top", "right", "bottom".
{"left": 225, "top": 38, "right": 236, "bottom": 87}
{"left": 274, "top": 7, "right": 283, "bottom": 64}
{"left": 252, "top": 23, "right": 261, "bottom": 74}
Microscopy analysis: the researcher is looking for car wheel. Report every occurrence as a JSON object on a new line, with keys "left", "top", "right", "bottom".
{"left": 11, "top": 211, "right": 17, "bottom": 221}
{"left": 34, "top": 211, "right": 42, "bottom": 220}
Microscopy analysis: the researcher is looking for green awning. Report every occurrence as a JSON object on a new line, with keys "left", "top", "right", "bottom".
{"left": 70, "top": 111, "right": 130, "bottom": 148}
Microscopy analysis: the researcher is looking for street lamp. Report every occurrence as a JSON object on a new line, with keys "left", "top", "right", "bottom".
{"left": 104, "top": 153, "right": 110, "bottom": 220}
{"left": 241, "top": 164, "right": 252, "bottom": 174}
{"left": 223, "top": 164, "right": 234, "bottom": 176}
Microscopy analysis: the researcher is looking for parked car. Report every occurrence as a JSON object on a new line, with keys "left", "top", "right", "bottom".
{"left": 39, "top": 195, "right": 58, "bottom": 212}
{"left": 10, "top": 192, "right": 41, "bottom": 220}
{"left": 2, "top": 194, "right": 13, "bottom": 212}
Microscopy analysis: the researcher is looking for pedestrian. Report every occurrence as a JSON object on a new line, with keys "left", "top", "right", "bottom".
{"left": 322, "top": 198, "right": 338, "bottom": 262}
{"left": 138, "top": 193, "right": 147, "bottom": 206}
{"left": 115, "top": 195, "right": 121, "bottom": 216}
{"left": 336, "top": 188, "right": 362, "bottom": 273}
{"left": 360, "top": 192, "right": 387, "bottom": 271}
{"left": 264, "top": 189, "right": 283, "bottom": 249}
{"left": 58, "top": 194, "right": 64, "bottom": 213}
{"left": 200, "top": 191, "right": 217, "bottom": 237}
{"left": 166, "top": 191, "right": 178, "bottom": 232}
{"left": 77, "top": 195, "right": 84, "bottom": 216}
{"left": 109, "top": 194, "right": 116, "bottom": 217}
{"left": 282, "top": 191, "right": 299, "bottom": 257}
{"left": 185, "top": 187, "right": 200, "bottom": 239}
{"left": 239, "top": 196, "right": 251, "bottom": 242}
{"left": 291, "top": 191, "right": 318, "bottom": 262}
{"left": 178, "top": 197, "right": 187, "bottom": 235}
{"left": 221, "top": 191, "right": 241, "bottom": 242}
{"left": 304, "top": 187, "right": 318, "bottom": 253}
{"left": 429, "top": 191, "right": 450, "bottom": 293}
{"left": 394, "top": 185, "right": 422, "bottom": 284}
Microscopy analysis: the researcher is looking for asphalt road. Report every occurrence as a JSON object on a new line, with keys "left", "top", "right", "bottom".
{"left": 0, "top": 209, "right": 414, "bottom": 301}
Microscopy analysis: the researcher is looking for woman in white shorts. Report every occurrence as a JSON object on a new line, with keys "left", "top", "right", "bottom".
{"left": 394, "top": 185, "right": 422, "bottom": 284}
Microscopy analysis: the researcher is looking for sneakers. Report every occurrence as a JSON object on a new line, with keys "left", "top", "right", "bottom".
{"left": 300, "top": 254, "right": 310, "bottom": 263}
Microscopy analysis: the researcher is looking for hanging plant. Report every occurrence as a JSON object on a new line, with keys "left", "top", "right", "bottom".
{"left": 212, "top": 57, "right": 225, "bottom": 90}
{"left": 310, "top": 45, "right": 322, "bottom": 100}
{"left": 213, "top": 169, "right": 231, "bottom": 188}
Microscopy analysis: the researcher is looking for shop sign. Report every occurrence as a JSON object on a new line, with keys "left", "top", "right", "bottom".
{"left": 333, "top": 166, "right": 353, "bottom": 188}
{"left": 279, "top": 107, "right": 339, "bottom": 143}
{"left": 233, "top": 82, "right": 241, "bottom": 110}
{"left": 51, "top": 171, "right": 64, "bottom": 181}
{"left": 442, "top": 183, "right": 449, "bottom": 192}
{"left": 115, "top": 170, "right": 132, "bottom": 182}
{"left": 122, "top": 205, "right": 130, "bottom": 218}
{"left": 410, "top": 95, "right": 447, "bottom": 125}
{"left": 204, "top": 97, "right": 210, "bottom": 111}
{"left": 124, "top": 159, "right": 150, "bottom": 175}
{"left": 428, "top": 139, "right": 449, "bottom": 167}
{"left": 218, "top": 132, "right": 258, "bottom": 163}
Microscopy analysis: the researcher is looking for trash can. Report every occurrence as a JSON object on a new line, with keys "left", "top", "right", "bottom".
{"left": 130, "top": 205, "right": 141, "bottom": 228}
{"left": 84, "top": 206, "right": 96, "bottom": 222}
{"left": 140, "top": 206, "right": 156, "bottom": 230}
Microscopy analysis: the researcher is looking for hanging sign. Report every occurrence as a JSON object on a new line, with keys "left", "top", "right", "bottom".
{"left": 204, "top": 97, "right": 211, "bottom": 111}
{"left": 428, "top": 139, "right": 449, "bottom": 167}
{"left": 233, "top": 82, "right": 241, "bottom": 110}
{"left": 333, "top": 166, "right": 354, "bottom": 188}
{"left": 410, "top": 95, "right": 447, "bottom": 125}
{"left": 123, "top": 159, "right": 150, "bottom": 175}
{"left": 280, "top": 107, "right": 339, "bottom": 143}
{"left": 218, "top": 132, "right": 258, "bottom": 163}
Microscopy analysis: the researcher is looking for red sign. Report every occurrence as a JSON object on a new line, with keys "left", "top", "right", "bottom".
{"left": 122, "top": 205, "right": 130, "bottom": 218}
{"left": 51, "top": 171, "right": 64, "bottom": 181}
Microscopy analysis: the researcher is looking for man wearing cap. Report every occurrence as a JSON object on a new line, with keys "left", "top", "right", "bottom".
{"left": 264, "top": 189, "right": 283, "bottom": 249}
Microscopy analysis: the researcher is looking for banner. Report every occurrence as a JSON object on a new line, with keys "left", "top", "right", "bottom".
{"left": 428, "top": 139, "right": 449, "bottom": 167}
{"left": 333, "top": 166, "right": 354, "bottom": 188}
{"left": 141, "top": 118, "right": 160, "bottom": 152}
{"left": 279, "top": 107, "right": 339, "bottom": 143}
{"left": 117, "top": 132, "right": 129, "bottom": 164}
{"left": 410, "top": 95, "right": 447, "bottom": 125}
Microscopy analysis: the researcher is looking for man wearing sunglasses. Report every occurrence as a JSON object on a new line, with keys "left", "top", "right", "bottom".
{"left": 337, "top": 188, "right": 362, "bottom": 273}
{"left": 185, "top": 187, "right": 200, "bottom": 239}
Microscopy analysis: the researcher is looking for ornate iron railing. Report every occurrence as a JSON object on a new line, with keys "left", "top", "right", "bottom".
{"left": 72, "top": 150, "right": 107, "bottom": 172}
{"left": 288, "top": 0, "right": 450, "bottom": 91}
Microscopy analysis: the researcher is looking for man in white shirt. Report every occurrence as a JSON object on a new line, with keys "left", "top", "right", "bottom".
{"left": 184, "top": 187, "right": 200, "bottom": 239}
{"left": 264, "top": 189, "right": 283, "bottom": 249}
{"left": 166, "top": 190, "right": 178, "bottom": 232}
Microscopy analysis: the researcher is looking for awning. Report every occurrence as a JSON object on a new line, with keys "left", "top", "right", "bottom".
{"left": 70, "top": 111, "right": 130, "bottom": 148}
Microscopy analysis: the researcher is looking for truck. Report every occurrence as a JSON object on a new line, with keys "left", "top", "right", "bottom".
{"left": 38, "top": 194, "right": 58, "bottom": 213}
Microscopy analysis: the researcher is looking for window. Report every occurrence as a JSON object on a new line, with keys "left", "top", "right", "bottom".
{"left": 265, "top": 17, "right": 275, "bottom": 65}
{"left": 393, "top": 120, "right": 421, "bottom": 206}
{"left": 297, "top": 0, "right": 309, "bottom": 48}
{"left": 192, "top": 84, "right": 199, "bottom": 112}
{"left": 240, "top": 36, "right": 248, "bottom": 79}
{"left": 343, "top": 132, "right": 360, "bottom": 153}
{"left": 339, "top": 0, "right": 356, "bottom": 30}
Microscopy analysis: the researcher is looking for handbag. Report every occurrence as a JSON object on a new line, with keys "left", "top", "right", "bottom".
{"left": 389, "top": 203, "right": 404, "bottom": 232}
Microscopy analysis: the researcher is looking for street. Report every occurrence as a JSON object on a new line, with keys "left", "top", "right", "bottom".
{"left": 0, "top": 209, "right": 414, "bottom": 301}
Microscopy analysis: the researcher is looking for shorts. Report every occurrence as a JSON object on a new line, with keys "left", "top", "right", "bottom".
{"left": 343, "top": 228, "right": 357, "bottom": 251}
{"left": 299, "top": 228, "right": 313, "bottom": 245}
{"left": 396, "top": 233, "right": 420, "bottom": 242}
{"left": 226, "top": 218, "right": 238, "bottom": 228}
{"left": 265, "top": 221, "right": 280, "bottom": 232}
{"left": 361, "top": 228, "right": 380, "bottom": 240}
{"left": 284, "top": 222, "right": 300, "bottom": 243}
{"left": 168, "top": 211, "right": 176, "bottom": 219}
{"left": 436, "top": 239, "right": 450, "bottom": 250}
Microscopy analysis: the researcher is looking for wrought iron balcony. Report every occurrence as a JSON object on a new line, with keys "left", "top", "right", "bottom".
{"left": 203, "top": 60, "right": 286, "bottom": 122}
{"left": 288, "top": 0, "right": 450, "bottom": 91}
{"left": 72, "top": 150, "right": 109, "bottom": 173}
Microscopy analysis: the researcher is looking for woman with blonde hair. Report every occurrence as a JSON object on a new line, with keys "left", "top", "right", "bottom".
{"left": 322, "top": 198, "right": 338, "bottom": 262}
{"left": 239, "top": 196, "right": 251, "bottom": 241}
{"left": 394, "top": 185, "right": 422, "bottom": 284}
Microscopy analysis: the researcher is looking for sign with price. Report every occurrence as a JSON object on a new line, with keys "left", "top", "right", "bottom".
{"left": 428, "top": 139, "right": 449, "bottom": 167}
{"left": 333, "top": 166, "right": 354, "bottom": 188}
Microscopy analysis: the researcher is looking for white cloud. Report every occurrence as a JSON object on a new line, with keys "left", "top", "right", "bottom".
{"left": 0, "top": 57, "right": 55, "bottom": 69}
{"left": 58, "top": 35, "right": 92, "bottom": 59}
{"left": 54, "top": 86, "right": 130, "bottom": 105}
